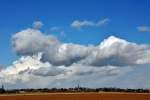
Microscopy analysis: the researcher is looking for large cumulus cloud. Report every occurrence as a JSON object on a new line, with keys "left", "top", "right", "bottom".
{"left": 12, "top": 28, "right": 150, "bottom": 67}
{"left": 12, "top": 28, "right": 59, "bottom": 55}
{"left": 79, "top": 36, "right": 150, "bottom": 66}
{"left": 1, "top": 22, "right": 150, "bottom": 89}
{"left": 0, "top": 53, "right": 121, "bottom": 88}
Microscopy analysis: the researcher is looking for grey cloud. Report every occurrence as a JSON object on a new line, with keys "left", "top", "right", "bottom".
{"left": 70, "top": 64, "right": 121, "bottom": 76}
{"left": 12, "top": 28, "right": 59, "bottom": 55}
{"left": 41, "top": 43, "right": 90, "bottom": 66}
{"left": 31, "top": 67, "right": 66, "bottom": 76}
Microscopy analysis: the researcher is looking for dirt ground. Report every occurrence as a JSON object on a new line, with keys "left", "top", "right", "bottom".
{"left": 0, "top": 92, "right": 150, "bottom": 100}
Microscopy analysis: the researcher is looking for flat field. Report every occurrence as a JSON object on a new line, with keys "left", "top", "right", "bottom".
{"left": 0, "top": 92, "right": 150, "bottom": 100}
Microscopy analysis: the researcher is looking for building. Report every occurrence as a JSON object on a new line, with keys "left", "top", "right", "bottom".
{"left": 0, "top": 84, "right": 5, "bottom": 93}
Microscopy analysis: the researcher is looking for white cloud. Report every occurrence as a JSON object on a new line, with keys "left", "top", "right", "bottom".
{"left": 79, "top": 36, "right": 150, "bottom": 66}
{"left": 71, "top": 20, "right": 94, "bottom": 30}
{"left": 71, "top": 18, "right": 110, "bottom": 30}
{"left": 0, "top": 52, "right": 121, "bottom": 88}
{"left": 1, "top": 22, "right": 150, "bottom": 89}
{"left": 97, "top": 18, "right": 110, "bottom": 26}
{"left": 11, "top": 27, "right": 150, "bottom": 67}
{"left": 137, "top": 26, "right": 150, "bottom": 32}
{"left": 32, "top": 21, "right": 43, "bottom": 29}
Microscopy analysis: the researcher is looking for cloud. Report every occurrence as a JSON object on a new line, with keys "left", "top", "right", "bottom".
{"left": 12, "top": 28, "right": 59, "bottom": 55}
{"left": 1, "top": 22, "right": 150, "bottom": 89}
{"left": 71, "top": 18, "right": 110, "bottom": 30}
{"left": 41, "top": 43, "right": 90, "bottom": 66}
{"left": 71, "top": 20, "right": 94, "bottom": 30}
{"left": 12, "top": 26, "right": 150, "bottom": 67}
{"left": 32, "top": 66, "right": 66, "bottom": 77}
{"left": 137, "top": 26, "right": 150, "bottom": 32}
{"left": 79, "top": 36, "right": 150, "bottom": 66}
{"left": 32, "top": 21, "right": 43, "bottom": 29}
{"left": 97, "top": 18, "right": 110, "bottom": 26}
{"left": 0, "top": 52, "right": 121, "bottom": 88}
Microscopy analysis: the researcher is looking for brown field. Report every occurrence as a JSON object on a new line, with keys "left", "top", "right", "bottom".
{"left": 0, "top": 92, "right": 150, "bottom": 100}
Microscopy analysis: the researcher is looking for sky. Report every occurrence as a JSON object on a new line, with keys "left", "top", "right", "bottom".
{"left": 0, "top": 0, "right": 150, "bottom": 89}
{"left": 0, "top": 0, "right": 150, "bottom": 65}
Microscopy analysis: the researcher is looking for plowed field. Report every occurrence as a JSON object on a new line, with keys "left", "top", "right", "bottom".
{"left": 0, "top": 92, "right": 150, "bottom": 100}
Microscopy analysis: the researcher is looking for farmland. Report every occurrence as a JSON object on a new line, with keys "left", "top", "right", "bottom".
{"left": 0, "top": 92, "right": 150, "bottom": 100}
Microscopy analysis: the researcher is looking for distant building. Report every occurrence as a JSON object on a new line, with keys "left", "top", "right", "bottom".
{"left": 76, "top": 84, "right": 81, "bottom": 91}
{"left": 0, "top": 84, "right": 5, "bottom": 93}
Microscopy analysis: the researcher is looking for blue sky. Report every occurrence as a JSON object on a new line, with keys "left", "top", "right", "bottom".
{"left": 0, "top": 0, "right": 150, "bottom": 65}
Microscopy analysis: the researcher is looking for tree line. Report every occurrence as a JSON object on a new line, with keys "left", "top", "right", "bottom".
{"left": 0, "top": 87, "right": 150, "bottom": 94}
